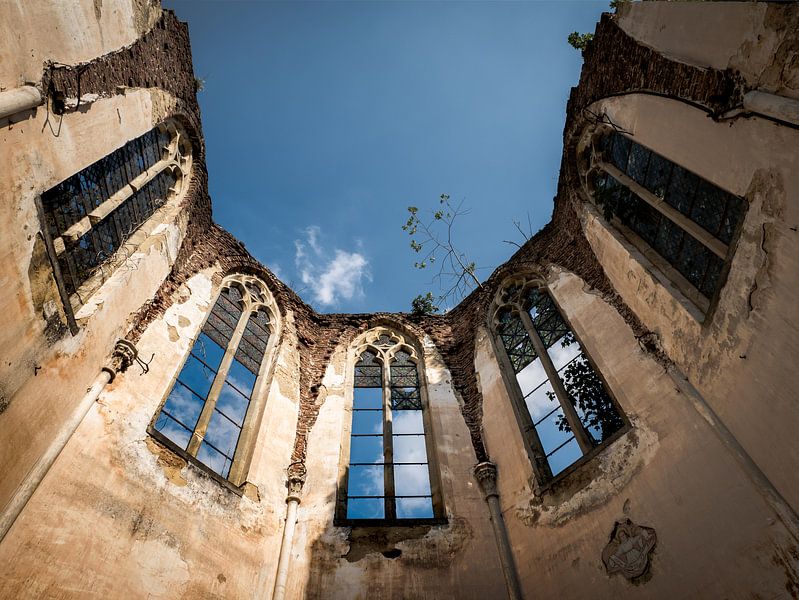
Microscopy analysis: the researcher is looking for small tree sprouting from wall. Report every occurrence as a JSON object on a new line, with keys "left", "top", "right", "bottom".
{"left": 402, "top": 194, "right": 483, "bottom": 314}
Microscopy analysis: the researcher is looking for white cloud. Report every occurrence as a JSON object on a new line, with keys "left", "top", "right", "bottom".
{"left": 294, "top": 226, "right": 371, "bottom": 306}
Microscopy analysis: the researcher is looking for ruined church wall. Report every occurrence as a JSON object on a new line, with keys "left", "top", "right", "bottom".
{"left": 286, "top": 328, "right": 506, "bottom": 599}
{"left": 0, "top": 0, "right": 161, "bottom": 90}
{"left": 576, "top": 91, "right": 799, "bottom": 513}
{"left": 0, "top": 267, "right": 301, "bottom": 599}
{"left": 475, "top": 268, "right": 798, "bottom": 598}
{"left": 0, "top": 86, "right": 193, "bottom": 519}
{"left": 616, "top": 1, "right": 799, "bottom": 101}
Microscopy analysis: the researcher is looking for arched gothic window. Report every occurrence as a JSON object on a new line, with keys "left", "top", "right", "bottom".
{"left": 337, "top": 328, "right": 444, "bottom": 524}
{"left": 584, "top": 128, "right": 745, "bottom": 313}
{"left": 493, "top": 280, "right": 626, "bottom": 482}
{"left": 39, "top": 119, "right": 192, "bottom": 322}
{"left": 150, "top": 275, "right": 279, "bottom": 486}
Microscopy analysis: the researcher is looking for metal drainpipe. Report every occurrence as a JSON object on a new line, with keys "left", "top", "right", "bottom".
{"left": 743, "top": 90, "right": 799, "bottom": 128}
{"left": 474, "top": 461, "right": 524, "bottom": 600}
{"left": 0, "top": 339, "right": 137, "bottom": 544}
{"left": 0, "top": 84, "right": 43, "bottom": 121}
{"left": 272, "top": 464, "right": 307, "bottom": 600}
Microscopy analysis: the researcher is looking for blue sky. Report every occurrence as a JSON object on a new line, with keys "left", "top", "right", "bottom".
{"left": 164, "top": 1, "right": 608, "bottom": 313}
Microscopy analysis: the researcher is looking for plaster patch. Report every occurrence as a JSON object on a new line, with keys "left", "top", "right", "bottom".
{"left": 516, "top": 423, "right": 659, "bottom": 528}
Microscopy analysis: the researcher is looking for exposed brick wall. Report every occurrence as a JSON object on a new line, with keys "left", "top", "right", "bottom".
{"left": 64, "top": 10, "right": 748, "bottom": 472}
{"left": 568, "top": 14, "right": 746, "bottom": 119}
{"left": 44, "top": 10, "right": 199, "bottom": 117}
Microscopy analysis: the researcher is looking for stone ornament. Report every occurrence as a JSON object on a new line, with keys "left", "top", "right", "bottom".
{"left": 601, "top": 519, "right": 656, "bottom": 579}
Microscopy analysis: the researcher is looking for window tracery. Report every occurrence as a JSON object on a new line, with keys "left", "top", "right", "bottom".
{"left": 339, "top": 328, "right": 443, "bottom": 523}
{"left": 583, "top": 128, "right": 745, "bottom": 312}
{"left": 493, "top": 279, "right": 626, "bottom": 482}
{"left": 150, "top": 275, "right": 278, "bottom": 486}
{"left": 40, "top": 120, "right": 192, "bottom": 317}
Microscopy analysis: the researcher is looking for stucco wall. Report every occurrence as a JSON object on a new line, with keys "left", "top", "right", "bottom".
{"left": 0, "top": 0, "right": 160, "bottom": 90}
{"left": 287, "top": 329, "right": 505, "bottom": 599}
{"left": 617, "top": 2, "right": 799, "bottom": 101}
{"left": 0, "top": 269, "right": 301, "bottom": 599}
{"left": 0, "top": 84, "right": 193, "bottom": 516}
{"left": 476, "top": 269, "right": 799, "bottom": 598}
{"left": 576, "top": 92, "right": 799, "bottom": 512}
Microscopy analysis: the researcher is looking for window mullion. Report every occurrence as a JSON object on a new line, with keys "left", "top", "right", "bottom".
{"left": 382, "top": 359, "right": 396, "bottom": 520}
{"left": 186, "top": 305, "right": 251, "bottom": 457}
{"left": 518, "top": 309, "right": 593, "bottom": 454}
{"left": 598, "top": 161, "right": 727, "bottom": 259}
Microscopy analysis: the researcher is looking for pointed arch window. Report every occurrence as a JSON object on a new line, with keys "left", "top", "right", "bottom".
{"left": 150, "top": 275, "right": 278, "bottom": 487}
{"left": 39, "top": 119, "right": 193, "bottom": 326}
{"left": 493, "top": 281, "right": 626, "bottom": 483}
{"left": 338, "top": 329, "right": 445, "bottom": 524}
{"left": 585, "top": 129, "right": 746, "bottom": 313}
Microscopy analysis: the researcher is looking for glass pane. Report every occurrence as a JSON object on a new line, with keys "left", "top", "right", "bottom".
{"left": 524, "top": 380, "right": 559, "bottom": 426}
{"left": 393, "top": 435, "right": 428, "bottom": 464}
{"left": 347, "top": 498, "right": 384, "bottom": 520}
{"left": 629, "top": 197, "right": 661, "bottom": 243}
{"left": 226, "top": 359, "right": 257, "bottom": 397}
{"left": 394, "top": 464, "right": 432, "bottom": 497}
{"left": 391, "top": 387, "right": 422, "bottom": 410}
{"left": 153, "top": 412, "right": 192, "bottom": 450}
{"left": 719, "top": 194, "right": 744, "bottom": 245}
{"left": 192, "top": 332, "right": 225, "bottom": 370}
{"left": 393, "top": 410, "right": 424, "bottom": 435}
{"left": 516, "top": 357, "right": 548, "bottom": 399}
{"left": 677, "top": 235, "right": 710, "bottom": 290}
{"left": 204, "top": 410, "right": 241, "bottom": 460}
{"left": 653, "top": 217, "right": 685, "bottom": 264}
{"left": 558, "top": 354, "right": 624, "bottom": 444}
{"left": 354, "top": 351, "right": 382, "bottom": 387}
{"left": 352, "top": 409, "right": 383, "bottom": 434}
{"left": 348, "top": 465, "right": 383, "bottom": 496}
{"left": 643, "top": 152, "right": 672, "bottom": 198}
{"left": 216, "top": 382, "right": 250, "bottom": 427}
{"left": 535, "top": 403, "right": 574, "bottom": 456}
{"left": 664, "top": 165, "right": 698, "bottom": 216}
{"left": 609, "top": 133, "right": 631, "bottom": 171}
{"left": 176, "top": 355, "right": 217, "bottom": 399}
{"left": 626, "top": 141, "right": 651, "bottom": 185}
{"left": 197, "top": 442, "right": 231, "bottom": 479}
{"left": 547, "top": 437, "right": 582, "bottom": 477}
{"left": 390, "top": 364, "right": 418, "bottom": 387}
{"left": 396, "top": 497, "right": 434, "bottom": 519}
{"left": 353, "top": 387, "right": 383, "bottom": 409}
{"left": 547, "top": 333, "right": 582, "bottom": 372}
{"left": 350, "top": 436, "right": 383, "bottom": 464}
{"left": 701, "top": 254, "right": 725, "bottom": 298}
{"left": 498, "top": 310, "right": 536, "bottom": 373}
{"left": 160, "top": 383, "right": 205, "bottom": 433}
{"left": 691, "top": 179, "right": 725, "bottom": 237}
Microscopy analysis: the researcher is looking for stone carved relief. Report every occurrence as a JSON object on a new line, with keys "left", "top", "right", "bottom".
{"left": 601, "top": 519, "right": 656, "bottom": 579}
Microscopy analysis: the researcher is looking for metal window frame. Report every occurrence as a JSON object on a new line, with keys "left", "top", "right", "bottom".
{"left": 37, "top": 120, "right": 191, "bottom": 329}
{"left": 335, "top": 329, "right": 447, "bottom": 526}
{"left": 148, "top": 275, "right": 280, "bottom": 488}
{"left": 490, "top": 281, "right": 630, "bottom": 489}
{"left": 586, "top": 129, "right": 748, "bottom": 320}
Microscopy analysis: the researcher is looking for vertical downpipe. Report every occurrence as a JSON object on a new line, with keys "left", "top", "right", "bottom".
{"left": 272, "top": 464, "right": 307, "bottom": 600}
{"left": 0, "top": 340, "right": 137, "bottom": 544}
{"left": 475, "top": 461, "right": 523, "bottom": 600}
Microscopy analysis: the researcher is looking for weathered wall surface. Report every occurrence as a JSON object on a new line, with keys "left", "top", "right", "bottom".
{"left": 0, "top": 0, "right": 161, "bottom": 90}
{"left": 617, "top": 2, "right": 799, "bottom": 101}
{"left": 1, "top": 2, "right": 798, "bottom": 599}
{"left": 289, "top": 328, "right": 504, "bottom": 599}
{"left": 0, "top": 269, "right": 301, "bottom": 599}
{"left": 574, "top": 69, "right": 799, "bottom": 512}
{"left": 477, "top": 269, "right": 799, "bottom": 598}
{"left": 0, "top": 86, "right": 194, "bottom": 511}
